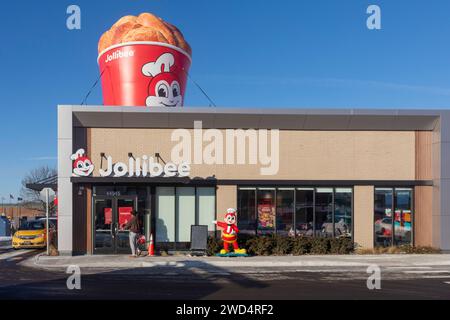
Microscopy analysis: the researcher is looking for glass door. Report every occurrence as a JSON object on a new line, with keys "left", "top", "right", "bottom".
{"left": 94, "top": 198, "right": 114, "bottom": 254}
{"left": 394, "top": 188, "right": 413, "bottom": 246}
{"left": 93, "top": 196, "right": 137, "bottom": 254}
{"left": 115, "top": 197, "right": 137, "bottom": 254}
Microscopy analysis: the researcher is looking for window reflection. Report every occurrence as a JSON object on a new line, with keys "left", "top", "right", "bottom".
{"left": 315, "top": 189, "right": 333, "bottom": 237}
{"left": 374, "top": 188, "right": 413, "bottom": 247}
{"left": 238, "top": 187, "right": 353, "bottom": 239}
{"left": 237, "top": 188, "right": 257, "bottom": 235}
{"left": 295, "top": 188, "right": 314, "bottom": 237}
{"left": 276, "top": 189, "right": 295, "bottom": 236}
{"left": 334, "top": 189, "right": 352, "bottom": 237}
{"left": 394, "top": 189, "right": 413, "bottom": 246}
{"left": 257, "top": 189, "right": 276, "bottom": 235}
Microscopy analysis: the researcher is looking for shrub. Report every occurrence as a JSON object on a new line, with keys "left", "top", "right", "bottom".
{"left": 208, "top": 234, "right": 357, "bottom": 256}
{"left": 291, "top": 237, "right": 312, "bottom": 255}
{"left": 310, "top": 237, "right": 330, "bottom": 255}
{"left": 330, "top": 237, "right": 354, "bottom": 254}
{"left": 397, "top": 245, "right": 441, "bottom": 254}
{"left": 272, "top": 236, "right": 293, "bottom": 255}
{"left": 237, "top": 233, "right": 254, "bottom": 249}
{"left": 246, "top": 236, "right": 275, "bottom": 256}
{"left": 207, "top": 236, "right": 222, "bottom": 256}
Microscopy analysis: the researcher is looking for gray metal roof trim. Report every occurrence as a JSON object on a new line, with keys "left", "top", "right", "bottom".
{"left": 62, "top": 105, "right": 445, "bottom": 131}
{"left": 64, "top": 105, "right": 450, "bottom": 115}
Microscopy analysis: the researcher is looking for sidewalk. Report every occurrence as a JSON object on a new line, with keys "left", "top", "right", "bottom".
{"left": 23, "top": 253, "right": 450, "bottom": 272}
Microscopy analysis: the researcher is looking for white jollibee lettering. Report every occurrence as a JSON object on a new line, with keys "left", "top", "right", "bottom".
{"left": 98, "top": 155, "right": 190, "bottom": 178}
{"left": 105, "top": 49, "right": 135, "bottom": 63}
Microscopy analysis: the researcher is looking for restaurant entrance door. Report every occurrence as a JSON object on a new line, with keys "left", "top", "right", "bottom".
{"left": 93, "top": 196, "right": 137, "bottom": 254}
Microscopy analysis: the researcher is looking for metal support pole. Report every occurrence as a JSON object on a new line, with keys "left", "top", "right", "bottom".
{"left": 46, "top": 189, "right": 49, "bottom": 256}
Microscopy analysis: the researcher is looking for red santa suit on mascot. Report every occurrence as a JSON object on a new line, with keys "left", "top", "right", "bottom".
{"left": 213, "top": 208, "right": 247, "bottom": 255}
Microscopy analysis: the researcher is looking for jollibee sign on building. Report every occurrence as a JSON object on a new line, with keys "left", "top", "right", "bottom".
{"left": 71, "top": 149, "right": 191, "bottom": 178}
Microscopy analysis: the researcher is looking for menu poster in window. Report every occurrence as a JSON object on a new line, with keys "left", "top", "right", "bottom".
{"left": 104, "top": 208, "right": 112, "bottom": 225}
{"left": 395, "top": 210, "right": 412, "bottom": 231}
{"left": 119, "top": 207, "right": 133, "bottom": 228}
{"left": 385, "top": 208, "right": 392, "bottom": 217}
{"left": 258, "top": 196, "right": 275, "bottom": 231}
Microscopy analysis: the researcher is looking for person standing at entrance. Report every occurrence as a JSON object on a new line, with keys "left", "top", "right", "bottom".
{"left": 124, "top": 210, "right": 140, "bottom": 258}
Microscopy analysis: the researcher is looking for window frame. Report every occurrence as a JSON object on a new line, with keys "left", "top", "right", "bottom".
{"left": 237, "top": 186, "right": 354, "bottom": 240}
{"left": 373, "top": 187, "right": 415, "bottom": 247}
{"left": 155, "top": 186, "right": 217, "bottom": 246}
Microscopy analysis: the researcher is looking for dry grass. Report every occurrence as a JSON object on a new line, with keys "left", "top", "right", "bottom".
{"left": 48, "top": 244, "right": 59, "bottom": 256}
{"left": 356, "top": 245, "right": 441, "bottom": 255}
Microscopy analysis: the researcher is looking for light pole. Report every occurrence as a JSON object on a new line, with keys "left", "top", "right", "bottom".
{"left": 17, "top": 197, "right": 23, "bottom": 220}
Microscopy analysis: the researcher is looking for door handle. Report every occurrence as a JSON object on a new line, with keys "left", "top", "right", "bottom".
{"left": 111, "top": 223, "right": 117, "bottom": 238}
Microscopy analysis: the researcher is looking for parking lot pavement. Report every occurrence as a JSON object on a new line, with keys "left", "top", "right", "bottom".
{"left": 0, "top": 239, "right": 12, "bottom": 250}
{"left": 1, "top": 251, "right": 450, "bottom": 300}
{"left": 0, "top": 249, "right": 32, "bottom": 261}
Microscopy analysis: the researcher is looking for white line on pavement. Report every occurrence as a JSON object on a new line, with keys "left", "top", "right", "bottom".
{"left": 0, "top": 249, "right": 33, "bottom": 261}
{"left": 386, "top": 266, "right": 433, "bottom": 270}
{"left": 403, "top": 270, "right": 450, "bottom": 274}
{"left": 421, "top": 275, "right": 450, "bottom": 279}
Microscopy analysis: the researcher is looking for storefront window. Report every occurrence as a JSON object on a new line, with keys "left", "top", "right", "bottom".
{"left": 156, "top": 187, "right": 176, "bottom": 242}
{"left": 315, "top": 188, "right": 333, "bottom": 237}
{"left": 374, "top": 188, "right": 413, "bottom": 247}
{"left": 276, "top": 189, "right": 295, "bottom": 236}
{"left": 334, "top": 188, "right": 352, "bottom": 237}
{"left": 176, "top": 187, "right": 196, "bottom": 242}
{"left": 374, "top": 188, "right": 393, "bottom": 247}
{"left": 257, "top": 189, "right": 276, "bottom": 235}
{"left": 197, "top": 188, "right": 216, "bottom": 234}
{"left": 295, "top": 188, "right": 314, "bottom": 236}
{"left": 237, "top": 188, "right": 257, "bottom": 235}
{"left": 394, "top": 188, "right": 413, "bottom": 246}
{"left": 156, "top": 186, "right": 217, "bottom": 244}
{"left": 237, "top": 187, "right": 353, "bottom": 238}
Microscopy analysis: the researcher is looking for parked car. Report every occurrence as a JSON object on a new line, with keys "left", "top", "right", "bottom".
{"left": 374, "top": 217, "right": 392, "bottom": 236}
{"left": 12, "top": 220, "right": 55, "bottom": 249}
{"left": 37, "top": 217, "right": 58, "bottom": 229}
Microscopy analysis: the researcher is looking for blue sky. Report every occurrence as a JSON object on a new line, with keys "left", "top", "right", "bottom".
{"left": 1, "top": 0, "right": 450, "bottom": 199}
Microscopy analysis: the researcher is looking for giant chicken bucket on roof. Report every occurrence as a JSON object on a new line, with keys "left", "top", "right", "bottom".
{"left": 98, "top": 13, "right": 192, "bottom": 107}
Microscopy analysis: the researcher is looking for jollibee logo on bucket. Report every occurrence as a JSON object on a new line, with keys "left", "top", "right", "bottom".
{"left": 142, "top": 52, "right": 182, "bottom": 107}
{"left": 97, "top": 13, "right": 192, "bottom": 107}
{"left": 104, "top": 48, "right": 135, "bottom": 63}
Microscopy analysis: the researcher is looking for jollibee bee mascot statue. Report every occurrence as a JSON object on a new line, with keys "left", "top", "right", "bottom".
{"left": 213, "top": 208, "right": 247, "bottom": 256}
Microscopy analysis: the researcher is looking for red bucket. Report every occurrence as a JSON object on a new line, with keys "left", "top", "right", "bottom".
{"left": 98, "top": 42, "right": 192, "bottom": 107}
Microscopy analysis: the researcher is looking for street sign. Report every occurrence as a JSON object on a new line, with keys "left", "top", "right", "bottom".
{"left": 40, "top": 188, "right": 56, "bottom": 203}
{"left": 39, "top": 187, "right": 55, "bottom": 256}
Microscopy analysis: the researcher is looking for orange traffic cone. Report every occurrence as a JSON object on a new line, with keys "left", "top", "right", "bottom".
{"left": 148, "top": 233, "right": 155, "bottom": 257}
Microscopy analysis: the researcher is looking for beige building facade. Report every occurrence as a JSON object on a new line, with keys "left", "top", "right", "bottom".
{"left": 58, "top": 106, "right": 446, "bottom": 256}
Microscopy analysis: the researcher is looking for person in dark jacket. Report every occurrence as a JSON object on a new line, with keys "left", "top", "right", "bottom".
{"left": 124, "top": 210, "right": 140, "bottom": 258}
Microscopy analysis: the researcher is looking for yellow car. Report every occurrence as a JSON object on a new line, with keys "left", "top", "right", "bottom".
{"left": 12, "top": 220, "right": 52, "bottom": 249}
